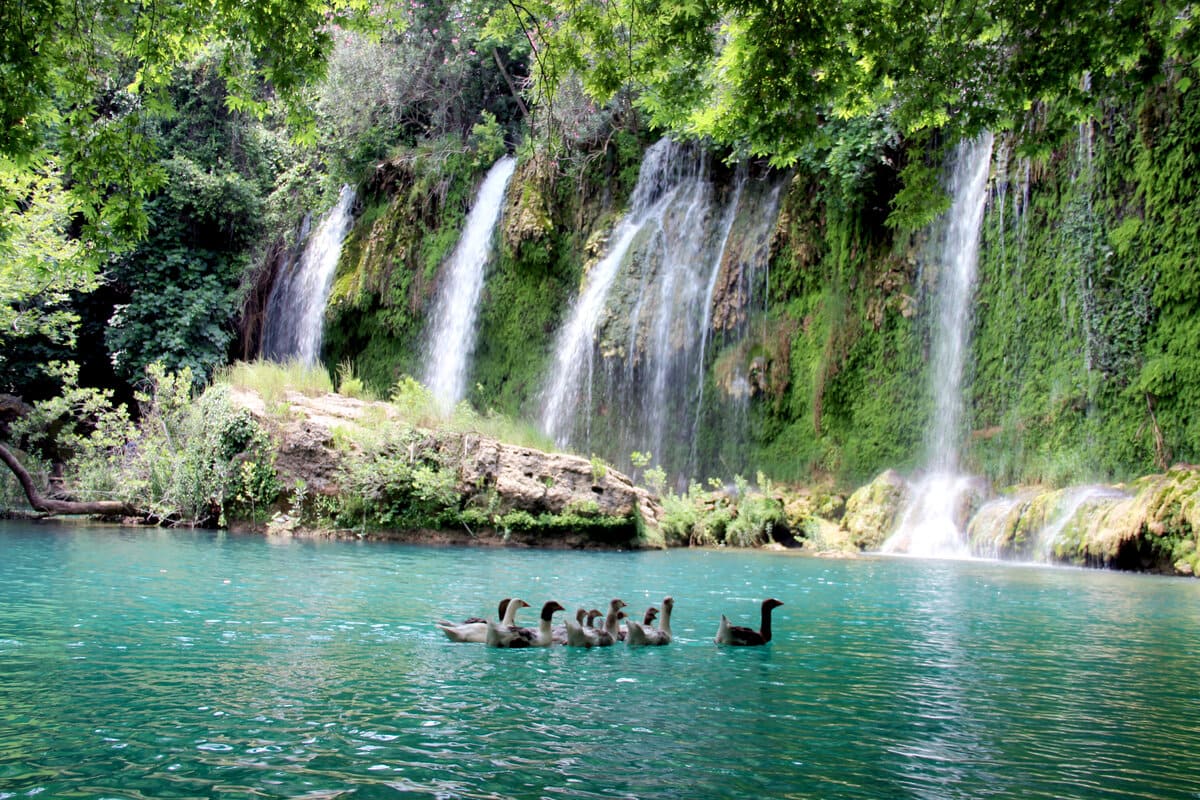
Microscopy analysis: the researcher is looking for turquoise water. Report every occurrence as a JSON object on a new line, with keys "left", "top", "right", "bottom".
{"left": 1, "top": 521, "right": 1199, "bottom": 799}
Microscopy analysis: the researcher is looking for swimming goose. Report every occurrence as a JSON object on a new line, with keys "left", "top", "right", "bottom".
{"left": 437, "top": 598, "right": 525, "bottom": 643}
{"left": 626, "top": 596, "right": 673, "bottom": 646}
{"left": 565, "top": 607, "right": 603, "bottom": 648}
{"left": 487, "top": 600, "right": 565, "bottom": 648}
{"left": 602, "top": 599, "right": 629, "bottom": 645}
{"left": 714, "top": 598, "right": 783, "bottom": 646}
{"left": 553, "top": 608, "right": 589, "bottom": 645}
{"left": 616, "top": 606, "right": 656, "bottom": 642}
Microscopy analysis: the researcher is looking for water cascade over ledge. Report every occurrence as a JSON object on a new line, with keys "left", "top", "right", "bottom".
{"left": 422, "top": 156, "right": 517, "bottom": 413}
{"left": 261, "top": 185, "right": 356, "bottom": 365}
{"left": 539, "top": 139, "right": 782, "bottom": 481}
{"left": 883, "top": 134, "right": 994, "bottom": 557}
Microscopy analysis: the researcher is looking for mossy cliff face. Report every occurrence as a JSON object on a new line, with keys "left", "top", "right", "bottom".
{"left": 967, "top": 72, "right": 1200, "bottom": 485}
{"left": 321, "top": 133, "right": 647, "bottom": 415}
{"left": 322, "top": 148, "right": 483, "bottom": 391}
{"left": 752, "top": 69, "right": 1199, "bottom": 491}
{"left": 748, "top": 170, "right": 927, "bottom": 485}
{"left": 317, "top": 68, "right": 1198, "bottom": 508}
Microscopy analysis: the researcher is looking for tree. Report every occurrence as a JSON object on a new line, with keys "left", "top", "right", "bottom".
{"left": 0, "top": 0, "right": 370, "bottom": 342}
{"left": 0, "top": 0, "right": 370, "bottom": 512}
{"left": 534, "top": 0, "right": 1199, "bottom": 164}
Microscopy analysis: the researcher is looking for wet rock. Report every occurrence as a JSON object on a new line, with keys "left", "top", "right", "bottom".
{"left": 841, "top": 469, "right": 909, "bottom": 550}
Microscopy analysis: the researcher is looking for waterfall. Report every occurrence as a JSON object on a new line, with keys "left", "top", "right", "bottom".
{"left": 1033, "top": 485, "right": 1123, "bottom": 561}
{"left": 883, "top": 133, "right": 994, "bottom": 557}
{"left": 539, "top": 139, "right": 782, "bottom": 480}
{"left": 422, "top": 156, "right": 517, "bottom": 413}
{"left": 261, "top": 185, "right": 356, "bottom": 366}
{"left": 539, "top": 139, "right": 707, "bottom": 450}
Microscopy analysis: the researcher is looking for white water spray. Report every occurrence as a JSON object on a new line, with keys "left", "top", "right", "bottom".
{"left": 422, "top": 156, "right": 517, "bottom": 413}
{"left": 261, "top": 185, "right": 356, "bottom": 366}
{"left": 883, "top": 133, "right": 994, "bottom": 558}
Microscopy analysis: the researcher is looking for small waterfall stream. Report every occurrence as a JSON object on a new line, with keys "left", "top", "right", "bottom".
{"left": 883, "top": 134, "right": 994, "bottom": 557}
{"left": 261, "top": 185, "right": 356, "bottom": 365}
{"left": 539, "top": 139, "right": 708, "bottom": 450}
{"left": 539, "top": 139, "right": 782, "bottom": 480}
{"left": 422, "top": 156, "right": 517, "bottom": 413}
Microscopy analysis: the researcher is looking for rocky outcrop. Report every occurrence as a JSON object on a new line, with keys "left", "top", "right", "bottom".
{"left": 230, "top": 388, "right": 662, "bottom": 545}
{"left": 839, "top": 465, "right": 1200, "bottom": 575}
{"left": 456, "top": 435, "right": 660, "bottom": 527}
{"left": 841, "top": 469, "right": 909, "bottom": 551}
{"left": 987, "top": 467, "right": 1200, "bottom": 575}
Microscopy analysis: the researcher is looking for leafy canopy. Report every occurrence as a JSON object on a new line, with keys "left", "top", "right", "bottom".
{"left": 0, "top": 0, "right": 371, "bottom": 378}
{"left": 532, "top": 0, "right": 1200, "bottom": 164}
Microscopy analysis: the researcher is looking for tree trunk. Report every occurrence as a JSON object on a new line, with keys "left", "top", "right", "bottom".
{"left": 492, "top": 48, "right": 530, "bottom": 120}
{"left": 0, "top": 442, "right": 141, "bottom": 517}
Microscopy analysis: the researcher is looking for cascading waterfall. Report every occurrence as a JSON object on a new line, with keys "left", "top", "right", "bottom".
{"left": 539, "top": 139, "right": 782, "bottom": 480}
{"left": 261, "top": 185, "right": 356, "bottom": 365}
{"left": 422, "top": 156, "right": 517, "bottom": 414}
{"left": 883, "top": 133, "right": 994, "bottom": 557}
{"left": 1034, "top": 485, "right": 1127, "bottom": 561}
{"left": 539, "top": 139, "right": 707, "bottom": 451}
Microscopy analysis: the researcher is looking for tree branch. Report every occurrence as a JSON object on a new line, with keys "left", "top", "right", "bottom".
{"left": 0, "top": 441, "right": 141, "bottom": 517}
{"left": 492, "top": 47, "right": 530, "bottom": 120}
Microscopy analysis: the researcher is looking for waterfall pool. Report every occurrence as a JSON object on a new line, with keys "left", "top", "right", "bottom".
{"left": 2, "top": 520, "right": 1198, "bottom": 798}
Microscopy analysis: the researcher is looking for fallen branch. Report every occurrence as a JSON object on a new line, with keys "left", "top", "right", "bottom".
{"left": 0, "top": 442, "right": 141, "bottom": 517}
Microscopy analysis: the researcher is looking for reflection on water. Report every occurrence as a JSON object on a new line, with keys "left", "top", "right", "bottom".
{"left": 1, "top": 521, "right": 1199, "bottom": 799}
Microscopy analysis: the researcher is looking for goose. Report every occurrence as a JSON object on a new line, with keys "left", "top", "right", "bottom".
{"left": 714, "top": 598, "right": 783, "bottom": 646}
{"left": 615, "top": 606, "right": 656, "bottom": 642}
{"left": 568, "top": 598, "right": 625, "bottom": 648}
{"left": 585, "top": 609, "right": 604, "bottom": 628}
{"left": 626, "top": 596, "right": 673, "bottom": 646}
{"left": 553, "top": 608, "right": 589, "bottom": 645}
{"left": 602, "top": 599, "right": 629, "bottom": 645}
{"left": 437, "top": 598, "right": 526, "bottom": 643}
{"left": 565, "top": 607, "right": 603, "bottom": 648}
{"left": 487, "top": 600, "right": 565, "bottom": 648}
{"left": 462, "top": 598, "right": 510, "bottom": 626}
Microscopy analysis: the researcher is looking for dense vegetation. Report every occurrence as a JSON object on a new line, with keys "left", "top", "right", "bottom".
{"left": 2, "top": 0, "right": 1199, "bottom": 550}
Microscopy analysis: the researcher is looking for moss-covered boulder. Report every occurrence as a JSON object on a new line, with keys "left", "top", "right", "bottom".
{"left": 1051, "top": 467, "right": 1200, "bottom": 574}
{"left": 841, "top": 469, "right": 908, "bottom": 550}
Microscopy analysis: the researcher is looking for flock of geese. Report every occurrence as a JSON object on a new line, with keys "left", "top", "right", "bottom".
{"left": 435, "top": 597, "right": 784, "bottom": 648}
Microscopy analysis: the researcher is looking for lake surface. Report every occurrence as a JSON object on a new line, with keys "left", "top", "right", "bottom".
{"left": 1, "top": 520, "right": 1198, "bottom": 799}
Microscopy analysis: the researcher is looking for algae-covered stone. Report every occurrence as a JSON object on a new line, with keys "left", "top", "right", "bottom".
{"left": 842, "top": 469, "right": 909, "bottom": 551}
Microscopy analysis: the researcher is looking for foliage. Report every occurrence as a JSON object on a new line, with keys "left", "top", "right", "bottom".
{"left": 0, "top": 0, "right": 372, "bottom": 331}
{"left": 333, "top": 421, "right": 460, "bottom": 530}
{"left": 217, "top": 360, "right": 335, "bottom": 405}
{"left": 4, "top": 363, "right": 279, "bottom": 523}
{"left": 314, "top": 2, "right": 527, "bottom": 182}
{"left": 123, "top": 365, "right": 280, "bottom": 525}
{"left": 336, "top": 360, "right": 369, "bottom": 399}
{"left": 0, "top": 160, "right": 91, "bottom": 390}
{"left": 535, "top": 0, "right": 1197, "bottom": 168}
{"left": 657, "top": 475, "right": 785, "bottom": 548}
{"left": 589, "top": 455, "right": 609, "bottom": 482}
{"left": 9, "top": 361, "right": 137, "bottom": 468}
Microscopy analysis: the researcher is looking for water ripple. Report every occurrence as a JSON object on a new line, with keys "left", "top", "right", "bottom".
{"left": 2, "top": 524, "right": 1199, "bottom": 798}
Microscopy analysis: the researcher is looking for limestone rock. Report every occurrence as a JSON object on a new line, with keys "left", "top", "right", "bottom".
{"left": 230, "top": 388, "right": 662, "bottom": 543}
{"left": 841, "top": 469, "right": 909, "bottom": 551}
{"left": 457, "top": 435, "right": 660, "bottom": 527}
